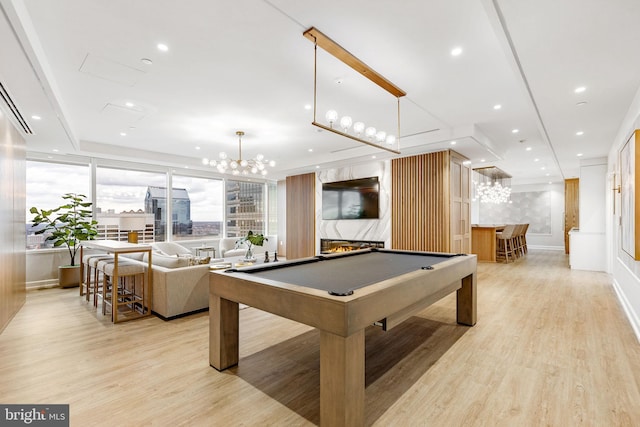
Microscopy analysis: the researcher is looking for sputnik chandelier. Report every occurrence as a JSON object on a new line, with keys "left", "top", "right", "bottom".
{"left": 303, "top": 27, "right": 405, "bottom": 154}
{"left": 202, "top": 131, "right": 275, "bottom": 176}
{"left": 473, "top": 166, "right": 512, "bottom": 204}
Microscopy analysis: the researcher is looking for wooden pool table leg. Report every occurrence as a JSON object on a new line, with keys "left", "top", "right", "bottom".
{"left": 209, "top": 294, "right": 239, "bottom": 370}
{"left": 457, "top": 272, "right": 477, "bottom": 326}
{"left": 320, "top": 329, "right": 365, "bottom": 427}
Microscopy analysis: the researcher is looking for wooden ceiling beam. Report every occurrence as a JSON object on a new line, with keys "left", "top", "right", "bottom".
{"left": 303, "top": 27, "right": 406, "bottom": 98}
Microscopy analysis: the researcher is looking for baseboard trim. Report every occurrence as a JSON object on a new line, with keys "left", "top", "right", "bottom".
{"left": 611, "top": 266, "right": 640, "bottom": 344}
{"left": 26, "top": 279, "right": 60, "bottom": 290}
{"left": 528, "top": 245, "right": 564, "bottom": 251}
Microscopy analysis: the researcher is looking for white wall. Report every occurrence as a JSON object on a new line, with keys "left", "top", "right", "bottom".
{"left": 568, "top": 158, "right": 607, "bottom": 272}
{"left": 579, "top": 158, "right": 607, "bottom": 232}
{"left": 608, "top": 85, "right": 640, "bottom": 341}
{"left": 473, "top": 182, "right": 565, "bottom": 250}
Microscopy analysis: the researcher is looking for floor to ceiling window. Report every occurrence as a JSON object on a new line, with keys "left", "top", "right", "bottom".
{"left": 26, "top": 160, "right": 90, "bottom": 249}
{"left": 225, "top": 180, "right": 266, "bottom": 237}
{"left": 96, "top": 166, "right": 167, "bottom": 242}
{"left": 27, "top": 158, "right": 276, "bottom": 248}
{"left": 171, "top": 174, "right": 224, "bottom": 241}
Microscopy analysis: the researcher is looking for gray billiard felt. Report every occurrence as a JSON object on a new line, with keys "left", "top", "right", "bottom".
{"left": 236, "top": 251, "right": 455, "bottom": 294}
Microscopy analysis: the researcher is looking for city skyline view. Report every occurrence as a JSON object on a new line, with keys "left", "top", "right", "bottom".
{"left": 26, "top": 161, "right": 224, "bottom": 222}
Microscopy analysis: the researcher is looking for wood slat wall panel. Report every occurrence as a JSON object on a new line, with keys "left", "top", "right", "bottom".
{"left": 286, "top": 173, "right": 316, "bottom": 259}
{"left": 392, "top": 152, "right": 451, "bottom": 252}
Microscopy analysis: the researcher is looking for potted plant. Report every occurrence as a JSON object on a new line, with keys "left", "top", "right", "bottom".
{"left": 30, "top": 193, "right": 99, "bottom": 287}
{"left": 236, "top": 230, "right": 267, "bottom": 262}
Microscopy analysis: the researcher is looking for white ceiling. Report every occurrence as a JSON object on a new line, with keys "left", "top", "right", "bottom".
{"left": 1, "top": 0, "right": 640, "bottom": 184}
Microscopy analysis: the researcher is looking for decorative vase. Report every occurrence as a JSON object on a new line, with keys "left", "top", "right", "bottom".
{"left": 244, "top": 246, "right": 256, "bottom": 262}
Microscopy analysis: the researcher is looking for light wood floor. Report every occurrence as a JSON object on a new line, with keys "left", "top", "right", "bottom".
{"left": 2, "top": 250, "right": 640, "bottom": 426}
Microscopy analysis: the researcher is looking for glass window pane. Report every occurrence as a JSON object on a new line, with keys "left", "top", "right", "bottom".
{"left": 267, "top": 182, "right": 277, "bottom": 235}
{"left": 96, "top": 167, "right": 166, "bottom": 242}
{"left": 26, "top": 160, "right": 90, "bottom": 249}
{"left": 225, "top": 180, "right": 265, "bottom": 237}
{"left": 171, "top": 175, "right": 224, "bottom": 240}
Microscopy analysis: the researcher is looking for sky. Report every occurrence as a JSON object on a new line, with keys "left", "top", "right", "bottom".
{"left": 26, "top": 161, "right": 225, "bottom": 222}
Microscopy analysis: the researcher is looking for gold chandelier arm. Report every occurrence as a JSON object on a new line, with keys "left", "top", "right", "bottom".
{"left": 236, "top": 130, "right": 244, "bottom": 161}
{"left": 311, "top": 122, "right": 400, "bottom": 154}
{"left": 308, "top": 30, "right": 401, "bottom": 154}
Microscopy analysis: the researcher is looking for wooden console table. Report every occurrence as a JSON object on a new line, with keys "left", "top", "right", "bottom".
{"left": 80, "top": 240, "right": 153, "bottom": 322}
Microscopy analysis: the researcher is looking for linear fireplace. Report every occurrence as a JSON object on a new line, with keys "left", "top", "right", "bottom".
{"left": 320, "top": 238, "right": 385, "bottom": 254}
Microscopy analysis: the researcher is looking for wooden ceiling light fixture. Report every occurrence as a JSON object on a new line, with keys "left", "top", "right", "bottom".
{"left": 303, "top": 27, "right": 405, "bottom": 155}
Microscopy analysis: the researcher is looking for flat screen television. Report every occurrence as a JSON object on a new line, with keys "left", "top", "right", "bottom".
{"left": 322, "top": 177, "right": 379, "bottom": 220}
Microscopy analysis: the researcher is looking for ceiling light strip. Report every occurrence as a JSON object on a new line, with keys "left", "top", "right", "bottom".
{"left": 303, "top": 27, "right": 406, "bottom": 98}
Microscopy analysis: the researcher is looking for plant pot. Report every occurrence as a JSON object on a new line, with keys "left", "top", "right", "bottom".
{"left": 59, "top": 265, "right": 81, "bottom": 288}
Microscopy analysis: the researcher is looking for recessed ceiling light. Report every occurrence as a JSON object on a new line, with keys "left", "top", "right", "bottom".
{"left": 548, "top": 181, "right": 553, "bottom": 184}
{"left": 450, "top": 140, "right": 457, "bottom": 145}
{"left": 480, "top": 159, "right": 486, "bottom": 162}
{"left": 574, "top": 86, "right": 586, "bottom": 93}
{"left": 125, "top": 102, "right": 134, "bottom": 108}
{"left": 184, "top": 166, "right": 190, "bottom": 169}
{"left": 120, "top": 132, "right": 127, "bottom": 136}
{"left": 308, "top": 148, "right": 313, "bottom": 152}
{"left": 304, "top": 104, "right": 312, "bottom": 110}
{"left": 534, "top": 158, "right": 540, "bottom": 162}
{"left": 451, "top": 46, "right": 463, "bottom": 56}
{"left": 316, "top": 165, "right": 320, "bottom": 169}
{"left": 546, "top": 173, "right": 550, "bottom": 176}
{"left": 577, "top": 153, "right": 583, "bottom": 157}
{"left": 525, "top": 147, "right": 532, "bottom": 151}
{"left": 52, "top": 149, "right": 59, "bottom": 152}
{"left": 493, "top": 104, "right": 502, "bottom": 110}
{"left": 372, "top": 155, "right": 377, "bottom": 159}
{"left": 195, "top": 146, "right": 200, "bottom": 150}
{"left": 576, "top": 131, "right": 584, "bottom": 136}
{"left": 31, "top": 115, "right": 41, "bottom": 120}
{"left": 512, "top": 129, "right": 519, "bottom": 134}
{"left": 541, "top": 166, "right": 546, "bottom": 170}
{"left": 157, "top": 43, "right": 169, "bottom": 52}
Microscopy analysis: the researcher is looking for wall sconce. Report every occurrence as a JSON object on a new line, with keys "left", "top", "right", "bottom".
{"left": 303, "top": 27, "right": 405, "bottom": 154}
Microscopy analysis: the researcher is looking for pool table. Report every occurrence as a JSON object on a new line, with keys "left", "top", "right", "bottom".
{"left": 209, "top": 248, "right": 477, "bottom": 427}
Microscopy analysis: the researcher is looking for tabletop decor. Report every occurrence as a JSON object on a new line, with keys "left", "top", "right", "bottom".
{"left": 236, "top": 230, "right": 267, "bottom": 262}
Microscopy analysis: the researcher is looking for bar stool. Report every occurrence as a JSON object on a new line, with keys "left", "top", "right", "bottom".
{"left": 496, "top": 224, "right": 518, "bottom": 263}
{"left": 519, "top": 223, "right": 529, "bottom": 256}
{"left": 98, "top": 259, "right": 146, "bottom": 322}
{"left": 81, "top": 253, "right": 113, "bottom": 303}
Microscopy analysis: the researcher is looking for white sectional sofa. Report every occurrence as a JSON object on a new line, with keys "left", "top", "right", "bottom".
{"left": 123, "top": 238, "right": 277, "bottom": 319}
{"left": 218, "top": 235, "right": 278, "bottom": 259}
{"left": 123, "top": 242, "right": 212, "bottom": 320}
